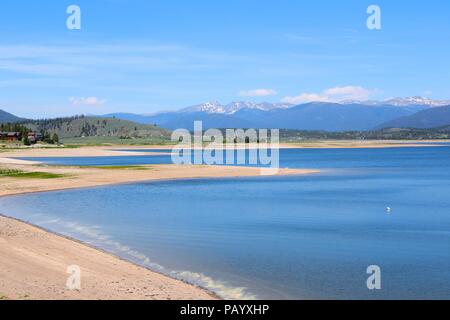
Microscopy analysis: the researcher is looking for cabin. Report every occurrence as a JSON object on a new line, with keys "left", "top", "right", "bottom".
{"left": 27, "top": 132, "right": 43, "bottom": 144}
{"left": 0, "top": 131, "right": 42, "bottom": 144}
{"left": 0, "top": 132, "right": 22, "bottom": 142}
{"left": 28, "top": 132, "right": 37, "bottom": 144}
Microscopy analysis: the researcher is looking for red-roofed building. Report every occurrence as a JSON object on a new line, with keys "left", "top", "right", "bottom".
{"left": 0, "top": 132, "right": 22, "bottom": 142}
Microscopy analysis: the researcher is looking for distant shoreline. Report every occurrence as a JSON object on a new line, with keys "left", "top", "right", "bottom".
{"left": 1, "top": 139, "right": 447, "bottom": 158}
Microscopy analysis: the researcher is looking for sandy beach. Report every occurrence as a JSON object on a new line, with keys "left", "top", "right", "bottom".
{"left": 0, "top": 215, "right": 216, "bottom": 300}
{"left": 0, "top": 145, "right": 319, "bottom": 300}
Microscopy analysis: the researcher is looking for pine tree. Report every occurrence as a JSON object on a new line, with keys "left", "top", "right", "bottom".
{"left": 52, "top": 133, "right": 59, "bottom": 144}
{"left": 23, "top": 135, "right": 30, "bottom": 146}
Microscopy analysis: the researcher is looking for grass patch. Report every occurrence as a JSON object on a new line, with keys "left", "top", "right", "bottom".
{"left": 0, "top": 168, "right": 65, "bottom": 179}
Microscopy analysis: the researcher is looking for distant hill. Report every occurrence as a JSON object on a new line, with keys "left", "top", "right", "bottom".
{"left": 280, "top": 126, "right": 450, "bottom": 141}
{"left": 0, "top": 109, "right": 25, "bottom": 124}
{"left": 376, "top": 105, "right": 450, "bottom": 129}
{"left": 21, "top": 115, "right": 171, "bottom": 140}
{"left": 103, "top": 102, "right": 428, "bottom": 131}
{"left": 100, "top": 113, "right": 160, "bottom": 125}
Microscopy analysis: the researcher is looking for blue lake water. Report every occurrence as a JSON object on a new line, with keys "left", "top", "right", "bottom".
{"left": 3, "top": 146, "right": 450, "bottom": 299}
{"left": 15, "top": 145, "right": 450, "bottom": 170}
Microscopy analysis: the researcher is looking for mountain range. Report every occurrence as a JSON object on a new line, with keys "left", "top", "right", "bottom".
{"left": 179, "top": 101, "right": 294, "bottom": 114}
{"left": 102, "top": 97, "right": 446, "bottom": 131}
{"left": 3, "top": 97, "right": 450, "bottom": 133}
{"left": 346, "top": 96, "right": 450, "bottom": 107}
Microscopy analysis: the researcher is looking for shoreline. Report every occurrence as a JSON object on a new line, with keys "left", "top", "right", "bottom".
{"left": 1, "top": 169, "right": 310, "bottom": 300}
{"left": 0, "top": 171, "right": 283, "bottom": 300}
{"left": 0, "top": 147, "right": 319, "bottom": 300}
{"left": 111, "top": 140, "right": 450, "bottom": 149}
{"left": 0, "top": 173, "right": 317, "bottom": 199}
{"left": 0, "top": 163, "right": 317, "bottom": 198}
{"left": 0, "top": 139, "right": 448, "bottom": 159}
{"left": 0, "top": 214, "right": 219, "bottom": 300}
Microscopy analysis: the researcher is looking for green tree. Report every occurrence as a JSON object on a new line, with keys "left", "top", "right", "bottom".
{"left": 43, "top": 132, "right": 52, "bottom": 144}
{"left": 23, "top": 135, "right": 31, "bottom": 146}
{"left": 52, "top": 133, "right": 59, "bottom": 144}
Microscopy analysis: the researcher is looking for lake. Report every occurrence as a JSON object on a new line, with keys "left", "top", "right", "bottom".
{"left": 3, "top": 146, "right": 450, "bottom": 299}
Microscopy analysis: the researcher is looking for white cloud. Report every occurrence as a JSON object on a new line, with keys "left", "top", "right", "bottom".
{"left": 282, "top": 86, "right": 373, "bottom": 104}
{"left": 323, "top": 86, "right": 371, "bottom": 101}
{"left": 239, "top": 88, "right": 277, "bottom": 97}
{"left": 69, "top": 96, "right": 107, "bottom": 106}
{"left": 282, "top": 93, "right": 331, "bottom": 104}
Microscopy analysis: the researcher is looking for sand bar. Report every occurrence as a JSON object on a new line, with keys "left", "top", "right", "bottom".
{"left": 0, "top": 146, "right": 169, "bottom": 158}
{"left": 0, "top": 162, "right": 316, "bottom": 198}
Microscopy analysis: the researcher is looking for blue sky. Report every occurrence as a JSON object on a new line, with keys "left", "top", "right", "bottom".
{"left": 0, "top": 0, "right": 449, "bottom": 118}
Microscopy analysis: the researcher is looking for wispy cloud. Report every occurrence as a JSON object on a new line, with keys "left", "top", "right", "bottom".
{"left": 0, "top": 43, "right": 248, "bottom": 77}
{"left": 0, "top": 59, "right": 82, "bottom": 76}
{"left": 69, "top": 96, "right": 107, "bottom": 106}
{"left": 239, "top": 88, "right": 277, "bottom": 97}
{"left": 282, "top": 86, "right": 374, "bottom": 104}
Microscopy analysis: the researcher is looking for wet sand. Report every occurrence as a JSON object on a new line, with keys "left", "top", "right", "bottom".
{"left": 0, "top": 215, "right": 217, "bottom": 300}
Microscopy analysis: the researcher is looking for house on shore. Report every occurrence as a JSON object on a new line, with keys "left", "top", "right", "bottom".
{"left": 0, "top": 132, "right": 22, "bottom": 142}
{"left": 27, "top": 132, "right": 43, "bottom": 144}
{"left": 0, "top": 131, "right": 43, "bottom": 143}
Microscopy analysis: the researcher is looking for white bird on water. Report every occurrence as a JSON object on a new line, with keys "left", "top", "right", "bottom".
{"left": 385, "top": 207, "right": 392, "bottom": 214}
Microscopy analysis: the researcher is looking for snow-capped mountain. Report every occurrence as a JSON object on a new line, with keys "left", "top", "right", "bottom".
{"left": 181, "top": 101, "right": 293, "bottom": 115}
{"left": 180, "top": 97, "right": 450, "bottom": 116}
{"left": 180, "top": 101, "right": 226, "bottom": 114}
{"left": 225, "top": 102, "right": 293, "bottom": 114}
{"left": 384, "top": 97, "right": 450, "bottom": 107}
{"left": 346, "top": 97, "right": 450, "bottom": 107}
{"left": 101, "top": 97, "right": 450, "bottom": 132}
